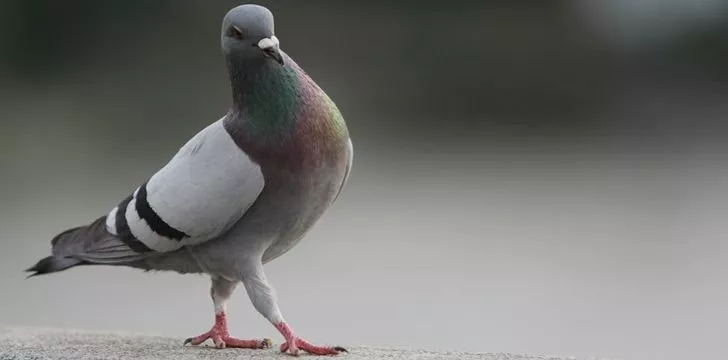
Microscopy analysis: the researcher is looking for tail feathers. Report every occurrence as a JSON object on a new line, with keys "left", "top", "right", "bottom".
{"left": 27, "top": 216, "right": 111, "bottom": 278}
{"left": 49, "top": 217, "right": 108, "bottom": 257}
{"left": 26, "top": 219, "right": 100, "bottom": 277}
{"left": 27, "top": 216, "right": 147, "bottom": 277}
{"left": 25, "top": 256, "right": 85, "bottom": 278}
{"left": 50, "top": 224, "right": 85, "bottom": 248}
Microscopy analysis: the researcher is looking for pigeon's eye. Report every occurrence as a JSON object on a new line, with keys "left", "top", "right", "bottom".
{"left": 229, "top": 26, "right": 243, "bottom": 39}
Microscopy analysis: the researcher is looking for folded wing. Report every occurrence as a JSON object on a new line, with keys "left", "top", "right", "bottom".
{"left": 102, "top": 118, "right": 264, "bottom": 257}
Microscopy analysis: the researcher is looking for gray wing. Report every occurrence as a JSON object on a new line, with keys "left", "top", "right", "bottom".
{"left": 93, "top": 118, "right": 264, "bottom": 260}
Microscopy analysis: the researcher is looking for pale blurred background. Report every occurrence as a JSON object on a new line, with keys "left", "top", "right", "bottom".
{"left": 1, "top": 1, "right": 727, "bottom": 360}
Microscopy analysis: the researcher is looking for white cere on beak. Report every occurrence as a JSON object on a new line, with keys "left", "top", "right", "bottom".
{"left": 257, "top": 36, "right": 280, "bottom": 50}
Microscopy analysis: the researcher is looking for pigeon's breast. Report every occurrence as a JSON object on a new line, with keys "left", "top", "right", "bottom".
{"left": 258, "top": 138, "right": 352, "bottom": 262}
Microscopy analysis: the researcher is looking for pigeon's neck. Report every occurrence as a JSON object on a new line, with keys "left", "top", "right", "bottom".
{"left": 226, "top": 56, "right": 300, "bottom": 139}
{"left": 224, "top": 54, "right": 349, "bottom": 172}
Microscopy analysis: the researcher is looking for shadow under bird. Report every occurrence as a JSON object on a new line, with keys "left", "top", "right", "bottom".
{"left": 26, "top": 4, "right": 352, "bottom": 356}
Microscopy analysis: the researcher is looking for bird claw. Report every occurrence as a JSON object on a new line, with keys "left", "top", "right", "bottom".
{"left": 280, "top": 338, "right": 347, "bottom": 356}
{"left": 184, "top": 332, "right": 271, "bottom": 349}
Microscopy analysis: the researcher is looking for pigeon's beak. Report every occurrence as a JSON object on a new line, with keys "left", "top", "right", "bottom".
{"left": 257, "top": 36, "right": 284, "bottom": 65}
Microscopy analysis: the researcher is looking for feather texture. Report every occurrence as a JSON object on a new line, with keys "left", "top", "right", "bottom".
{"left": 106, "top": 118, "right": 265, "bottom": 253}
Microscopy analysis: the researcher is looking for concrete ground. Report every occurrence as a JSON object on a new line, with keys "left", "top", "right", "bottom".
{"left": 0, "top": 327, "right": 589, "bottom": 360}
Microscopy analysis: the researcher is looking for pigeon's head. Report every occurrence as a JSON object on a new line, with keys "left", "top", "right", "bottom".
{"left": 221, "top": 4, "right": 283, "bottom": 66}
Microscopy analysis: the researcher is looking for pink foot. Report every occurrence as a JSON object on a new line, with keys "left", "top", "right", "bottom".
{"left": 184, "top": 312, "right": 272, "bottom": 349}
{"left": 276, "top": 322, "right": 347, "bottom": 356}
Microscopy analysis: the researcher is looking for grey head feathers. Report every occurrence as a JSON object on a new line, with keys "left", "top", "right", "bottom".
{"left": 221, "top": 4, "right": 283, "bottom": 65}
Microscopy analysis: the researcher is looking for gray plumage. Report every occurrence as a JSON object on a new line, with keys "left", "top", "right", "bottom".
{"left": 27, "top": 3, "right": 351, "bottom": 356}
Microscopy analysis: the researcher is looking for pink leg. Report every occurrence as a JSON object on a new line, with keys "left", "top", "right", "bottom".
{"left": 276, "top": 322, "right": 347, "bottom": 356}
{"left": 185, "top": 277, "right": 270, "bottom": 349}
{"left": 185, "top": 312, "right": 272, "bottom": 349}
{"left": 239, "top": 263, "right": 347, "bottom": 356}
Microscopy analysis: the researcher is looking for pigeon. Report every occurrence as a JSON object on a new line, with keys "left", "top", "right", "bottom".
{"left": 26, "top": 4, "right": 352, "bottom": 356}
